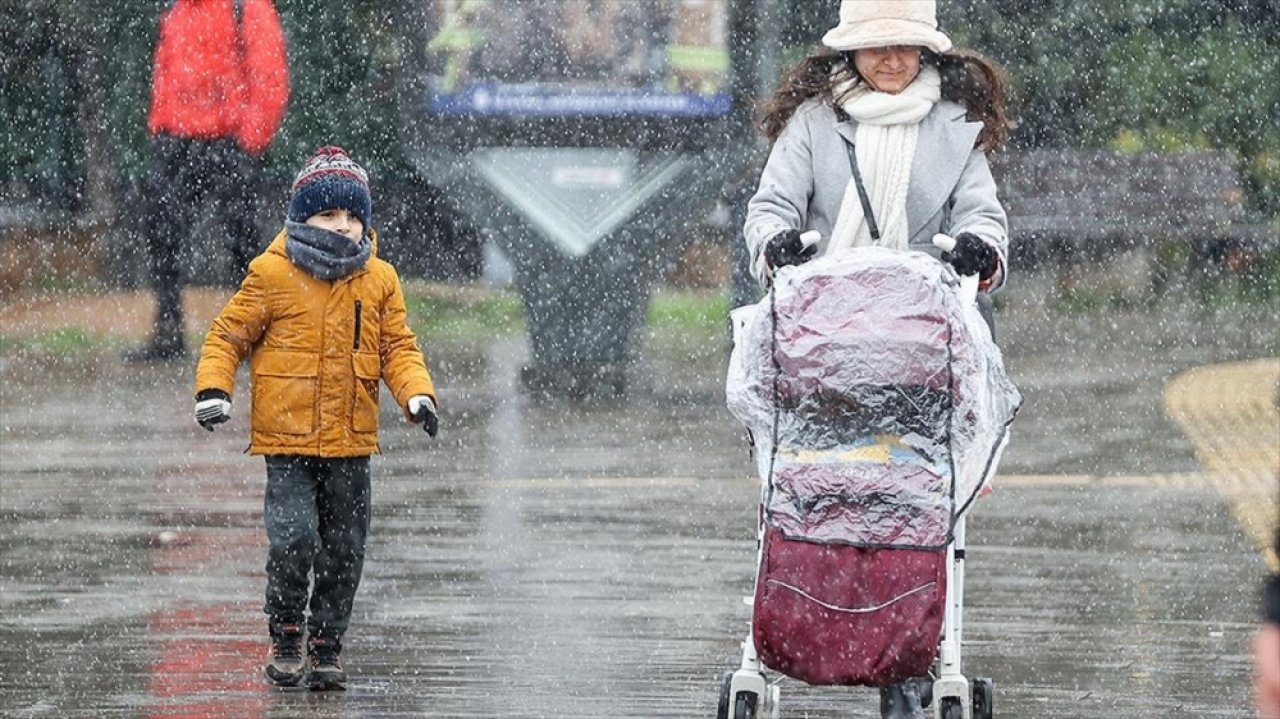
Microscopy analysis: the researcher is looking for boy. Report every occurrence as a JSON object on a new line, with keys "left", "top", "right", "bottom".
{"left": 193, "top": 146, "right": 440, "bottom": 690}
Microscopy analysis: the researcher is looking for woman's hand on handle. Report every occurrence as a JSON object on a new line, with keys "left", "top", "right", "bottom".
{"left": 938, "top": 232, "right": 999, "bottom": 280}
{"left": 933, "top": 233, "right": 981, "bottom": 303}
{"left": 764, "top": 230, "right": 819, "bottom": 272}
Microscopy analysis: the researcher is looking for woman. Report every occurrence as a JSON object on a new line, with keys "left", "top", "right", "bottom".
{"left": 744, "top": 0, "right": 1012, "bottom": 301}
{"left": 742, "top": 2, "right": 1013, "bottom": 717}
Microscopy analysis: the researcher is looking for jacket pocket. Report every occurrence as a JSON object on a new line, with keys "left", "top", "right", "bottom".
{"left": 252, "top": 350, "right": 319, "bottom": 435}
{"left": 352, "top": 350, "right": 381, "bottom": 433}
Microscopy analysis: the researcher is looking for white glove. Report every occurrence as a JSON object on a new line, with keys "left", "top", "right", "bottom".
{"left": 195, "top": 397, "right": 232, "bottom": 431}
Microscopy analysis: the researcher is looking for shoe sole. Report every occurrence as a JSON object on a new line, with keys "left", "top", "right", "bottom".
{"left": 266, "top": 665, "right": 307, "bottom": 687}
{"left": 308, "top": 671, "right": 347, "bottom": 692}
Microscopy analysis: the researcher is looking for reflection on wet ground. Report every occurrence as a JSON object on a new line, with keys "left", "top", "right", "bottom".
{"left": 1, "top": 297, "right": 1276, "bottom": 718}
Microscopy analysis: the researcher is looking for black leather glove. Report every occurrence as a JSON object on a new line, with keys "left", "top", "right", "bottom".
{"left": 764, "top": 229, "right": 817, "bottom": 271}
{"left": 941, "top": 232, "right": 999, "bottom": 280}
{"left": 194, "top": 388, "right": 231, "bottom": 431}
{"left": 409, "top": 395, "right": 439, "bottom": 438}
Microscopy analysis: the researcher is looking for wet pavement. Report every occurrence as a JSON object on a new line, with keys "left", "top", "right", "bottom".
{"left": 1, "top": 281, "right": 1277, "bottom": 718}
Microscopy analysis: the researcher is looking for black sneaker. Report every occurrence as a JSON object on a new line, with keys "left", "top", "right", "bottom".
{"left": 264, "top": 622, "right": 307, "bottom": 687}
{"left": 307, "top": 636, "right": 346, "bottom": 691}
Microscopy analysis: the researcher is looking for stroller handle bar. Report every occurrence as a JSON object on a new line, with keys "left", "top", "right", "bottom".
{"left": 778, "top": 231, "right": 980, "bottom": 302}
{"left": 930, "top": 233, "right": 958, "bottom": 253}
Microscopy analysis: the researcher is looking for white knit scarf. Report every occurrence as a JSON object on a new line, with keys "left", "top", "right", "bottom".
{"left": 828, "top": 65, "right": 940, "bottom": 254}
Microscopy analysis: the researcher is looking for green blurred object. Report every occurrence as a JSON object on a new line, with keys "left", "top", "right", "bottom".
{"left": 402, "top": 286, "right": 526, "bottom": 341}
{"left": 0, "top": 328, "right": 97, "bottom": 356}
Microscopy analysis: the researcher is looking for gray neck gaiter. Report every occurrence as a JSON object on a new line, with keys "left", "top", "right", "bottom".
{"left": 284, "top": 220, "right": 371, "bottom": 280}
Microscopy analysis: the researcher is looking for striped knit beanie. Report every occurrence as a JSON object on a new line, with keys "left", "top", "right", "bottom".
{"left": 287, "top": 146, "right": 372, "bottom": 231}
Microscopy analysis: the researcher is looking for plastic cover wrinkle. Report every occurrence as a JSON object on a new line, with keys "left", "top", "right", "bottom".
{"left": 727, "top": 249, "right": 1022, "bottom": 549}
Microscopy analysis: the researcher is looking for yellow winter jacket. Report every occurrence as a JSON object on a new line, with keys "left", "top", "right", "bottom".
{"left": 195, "top": 229, "right": 436, "bottom": 457}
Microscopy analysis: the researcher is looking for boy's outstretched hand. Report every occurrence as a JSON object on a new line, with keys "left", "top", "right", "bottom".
{"left": 408, "top": 395, "right": 439, "bottom": 438}
{"left": 195, "top": 389, "right": 232, "bottom": 431}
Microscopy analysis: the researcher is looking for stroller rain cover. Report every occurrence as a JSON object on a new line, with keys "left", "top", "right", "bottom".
{"left": 728, "top": 248, "right": 1023, "bottom": 550}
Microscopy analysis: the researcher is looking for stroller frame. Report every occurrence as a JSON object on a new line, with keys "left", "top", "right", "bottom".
{"left": 718, "top": 254, "right": 999, "bottom": 719}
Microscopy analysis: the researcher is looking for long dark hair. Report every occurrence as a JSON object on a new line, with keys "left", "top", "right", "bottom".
{"left": 758, "top": 46, "right": 1014, "bottom": 153}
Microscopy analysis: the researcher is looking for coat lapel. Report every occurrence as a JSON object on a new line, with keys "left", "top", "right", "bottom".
{"left": 906, "top": 105, "right": 981, "bottom": 234}
{"left": 833, "top": 116, "right": 858, "bottom": 148}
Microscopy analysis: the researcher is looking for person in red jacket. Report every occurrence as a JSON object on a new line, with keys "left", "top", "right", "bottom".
{"left": 129, "top": 0, "right": 289, "bottom": 361}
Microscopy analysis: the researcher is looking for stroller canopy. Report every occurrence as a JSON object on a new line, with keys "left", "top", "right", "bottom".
{"left": 728, "top": 248, "right": 1022, "bottom": 549}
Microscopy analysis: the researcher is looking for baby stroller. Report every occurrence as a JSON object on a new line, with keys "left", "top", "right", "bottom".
{"left": 720, "top": 241, "right": 1022, "bottom": 719}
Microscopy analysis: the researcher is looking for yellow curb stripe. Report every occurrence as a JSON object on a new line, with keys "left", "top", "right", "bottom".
{"left": 1163, "top": 358, "right": 1280, "bottom": 570}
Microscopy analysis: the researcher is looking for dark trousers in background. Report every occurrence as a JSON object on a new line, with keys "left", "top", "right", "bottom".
{"left": 263, "top": 455, "right": 372, "bottom": 643}
{"left": 144, "top": 135, "right": 259, "bottom": 353}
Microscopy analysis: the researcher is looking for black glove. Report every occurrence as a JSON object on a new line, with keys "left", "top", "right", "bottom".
{"left": 194, "top": 388, "right": 231, "bottom": 431}
{"left": 409, "top": 395, "right": 439, "bottom": 438}
{"left": 941, "top": 232, "right": 999, "bottom": 280}
{"left": 764, "top": 229, "right": 817, "bottom": 271}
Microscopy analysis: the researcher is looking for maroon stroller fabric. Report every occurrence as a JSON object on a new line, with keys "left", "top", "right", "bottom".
{"left": 753, "top": 525, "right": 946, "bottom": 685}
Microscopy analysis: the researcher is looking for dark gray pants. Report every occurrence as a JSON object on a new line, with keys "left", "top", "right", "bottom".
{"left": 880, "top": 677, "right": 930, "bottom": 718}
{"left": 145, "top": 136, "right": 258, "bottom": 351}
{"left": 263, "top": 455, "right": 371, "bottom": 642}
{"left": 976, "top": 292, "right": 996, "bottom": 340}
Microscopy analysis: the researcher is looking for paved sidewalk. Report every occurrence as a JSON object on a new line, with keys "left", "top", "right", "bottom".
{"left": 1, "top": 289, "right": 1276, "bottom": 718}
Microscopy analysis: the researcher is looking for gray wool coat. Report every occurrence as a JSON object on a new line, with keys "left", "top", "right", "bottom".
{"left": 744, "top": 98, "right": 1008, "bottom": 288}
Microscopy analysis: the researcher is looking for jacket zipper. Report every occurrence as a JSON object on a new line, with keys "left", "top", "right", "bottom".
{"left": 353, "top": 300, "right": 362, "bottom": 350}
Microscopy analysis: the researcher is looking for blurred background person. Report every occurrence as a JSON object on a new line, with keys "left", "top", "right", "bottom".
{"left": 128, "top": 0, "right": 289, "bottom": 361}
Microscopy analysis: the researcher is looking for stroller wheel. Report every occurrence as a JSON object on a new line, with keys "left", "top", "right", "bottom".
{"left": 939, "top": 697, "right": 963, "bottom": 719}
{"left": 972, "top": 678, "right": 994, "bottom": 719}
{"left": 720, "top": 667, "right": 767, "bottom": 719}
{"left": 716, "top": 672, "right": 733, "bottom": 719}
